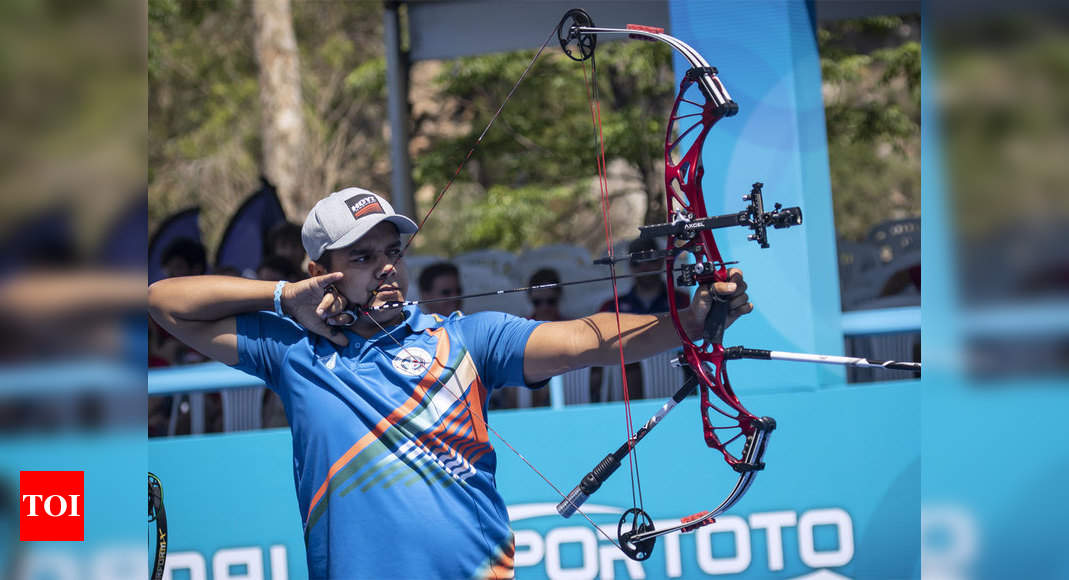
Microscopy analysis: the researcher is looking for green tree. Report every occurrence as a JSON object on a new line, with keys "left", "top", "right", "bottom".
{"left": 409, "top": 41, "right": 674, "bottom": 256}
{"left": 149, "top": 0, "right": 390, "bottom": 256}
{"left": 819, "top": 15, "right": 921, "bottom": 241}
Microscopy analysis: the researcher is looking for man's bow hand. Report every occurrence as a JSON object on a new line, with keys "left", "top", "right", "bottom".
{"left": 685, "top": 268, "right": 753, "bottom": 341}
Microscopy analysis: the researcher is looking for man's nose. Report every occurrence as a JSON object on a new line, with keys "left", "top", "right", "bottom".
{"left": 375, "top": 256, "right": 398, "bottom": 280}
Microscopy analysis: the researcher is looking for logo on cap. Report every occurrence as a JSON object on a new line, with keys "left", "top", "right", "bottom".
{"left": 346, "top": 194, "right": 385, "bottom": 221}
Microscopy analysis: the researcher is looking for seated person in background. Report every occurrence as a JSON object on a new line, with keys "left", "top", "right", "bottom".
{"left": 525, "top": 268, "right": 565, "bottom": 408}
{"left": 265, "top": 221, "right": 306, "bottom": 274}
{"left": 160, "top": 237, "right": 206, "bottom": 279}
{"left": 527, "top": 268, "right": 565, "bottom": 322}
{"left": 155, "top": 239, "right": 217, "bottom": 433}
{"left": 212, "top": 265, "right": 243, "bottom": 277}
{"left": 257, "top": 254, "right": 303, "bottom": 283}
{"left": 599, "top": 237, "right": 690, "bottom": 314}
{"left": 256, "top": 260, "right": 301, "bottom": 429}
{"left": 418, "top": 261, "right": 463, "bottom": 318}
{"left": 592, "top": 237, "right": 691, "bottom": 402}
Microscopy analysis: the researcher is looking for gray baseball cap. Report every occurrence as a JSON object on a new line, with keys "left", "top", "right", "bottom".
{"left": 301, "top": 187, "right": 418, "bottom": 261}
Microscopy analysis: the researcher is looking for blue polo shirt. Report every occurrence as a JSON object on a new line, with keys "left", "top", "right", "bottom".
{"left": 232, "top": 306, "right": 543, "bottom": 579}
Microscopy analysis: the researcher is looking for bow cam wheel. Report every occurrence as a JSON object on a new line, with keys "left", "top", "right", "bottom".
{"left": 617, "top": 507, "right": 656, "bottom": 561}
{"left": 557, "top": 8, "right": 596, "bottom": 61}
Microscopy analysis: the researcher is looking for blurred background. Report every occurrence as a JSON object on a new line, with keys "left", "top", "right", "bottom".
{"left": 0, "top": 0, "right": 1065, "bottom": 578}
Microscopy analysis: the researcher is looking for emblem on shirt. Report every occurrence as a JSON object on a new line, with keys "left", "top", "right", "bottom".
{"left": 345, "top": 193, "right": 384, "bottom": 220}
{"left": 392, "top": 347, "right": 432, "bottom": 376}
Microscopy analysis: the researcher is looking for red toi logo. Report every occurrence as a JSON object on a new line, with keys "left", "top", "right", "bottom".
{"left": 20, "top": 471, "right": 84, "bottom": 541}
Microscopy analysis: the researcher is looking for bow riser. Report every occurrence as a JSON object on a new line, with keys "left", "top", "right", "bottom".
{"left": 662, "top": 73, "right": 767, "bottom": 468}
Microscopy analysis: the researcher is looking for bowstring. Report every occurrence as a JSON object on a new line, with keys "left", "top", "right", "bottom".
{"left": 583, "top": 48, "right": 645, "bottom": 519}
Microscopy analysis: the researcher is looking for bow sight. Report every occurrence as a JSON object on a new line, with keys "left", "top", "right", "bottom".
{"left": 639, "top": 182, "right": 803, "bottom": 249}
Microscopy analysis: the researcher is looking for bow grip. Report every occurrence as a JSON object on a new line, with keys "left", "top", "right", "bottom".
{"left": 556, "top": 452, "right": 621, "bottom": 518}
{"left": 704, "top": 293, "right": 730, "bottom": 346}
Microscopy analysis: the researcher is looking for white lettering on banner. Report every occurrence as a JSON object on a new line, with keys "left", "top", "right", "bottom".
{"left": 598, "top": 543, "right": 646, "bottom": 580}
{"left": 510, "top": 505, "right": 855, "bottom": 577}
{"left": 652, "top": 519, "right": 684, "bottom": 578}
{"left": 164, "top": 545, "right": 288, "bottom": 580}
{"left": 269, "top": 545, "right": 289, "bottom": 580}
{"left": 750, "top": 510, "right": 798, "bottom": 571}
{"left": 545, "top": 527, "right": 599, "bottom": 580}
{"left": 91, "top": 546, "right": 146, "bottom": 580}
{"left": 214, "top": 547, "right": 263, "bottom": 580}
{"left": 17, "top": 551, "right": 79, "bottom": 580}
{"left": 798, "top": 508, "right": 854, "bottom": 568}
{"left": 164, "top": 552, "right": 207, "bottom": 580}
{"left": 695, "top": 515, "right": 751, "bottom": 574}
{"left": 515, "top": 529, "right": 546, "bottom": 568}
{"left": 921, "top": 504, "right": 978, "bottom": 579}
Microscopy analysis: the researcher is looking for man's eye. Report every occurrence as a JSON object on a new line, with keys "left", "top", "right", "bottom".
{"left": 350, "top": 255, "right": 369, "bottom": 264}
{"left": 387, "top": 248, "right": 403, "bottom": 258}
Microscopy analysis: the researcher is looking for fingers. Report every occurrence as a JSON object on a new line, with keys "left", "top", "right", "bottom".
{"left": 315, "top": 288, "right": 348, "bottom": 318}
{"left": 314, "top": 271, "right": 344, "bottom": 287}
{"left": 729, "top": 301, "right": 754, "bottom": 318}
{"left": 325, "top": 312, "right": 356, "bottom": 327}
{"left": 712, "top": 274, "right": 747, "bottom": 299}
{"left": 714, "top": 268, "right": 752, "bottom": 326}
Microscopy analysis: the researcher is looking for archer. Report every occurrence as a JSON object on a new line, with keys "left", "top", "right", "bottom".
{"left": 148, "top": 186, "right": 750, "bottom": 578}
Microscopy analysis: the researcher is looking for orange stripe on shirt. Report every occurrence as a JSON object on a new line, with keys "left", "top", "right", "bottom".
{"left": 465, "top": 376, "right": 489, "bottom": 443}
{"left": 305, "top": 328, "right": 450, "bottom": 521}
{"left": 428, "top": 375, "right": 490, "bottom": 464}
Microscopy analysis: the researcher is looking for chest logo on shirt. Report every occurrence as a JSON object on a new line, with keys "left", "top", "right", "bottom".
{"left": 392, "top": 347, "right": 432, "bottom": 376}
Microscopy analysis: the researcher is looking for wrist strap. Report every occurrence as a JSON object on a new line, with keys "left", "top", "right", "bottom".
{"left": 274, "top": 280, "right": 288, "bottom": 317}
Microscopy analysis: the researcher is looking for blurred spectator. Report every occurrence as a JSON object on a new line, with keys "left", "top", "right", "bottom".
{"left": 160, "top": 237, "right": 207, "bottom": 278}
{"left": 523, "top": 268, "right": 565, "bottom": 408}
{"left": 592, "top": 238, "right": 690, "bottom": 402}
{"left": 418, "top": 261, "right": 463, "bottom": 317}
{"left": 213, "top": 265, "right": 243, "bottom": 277}
{"left": 599, "top": 238, "right": 690, "bottom": 314}
{"left": 527, "top": 268, "right": 565, "bottom": 322}
{"left": 256, "top": 253, "right": 299, "bottom": 428}
{"left": 265, "top": 221, "right": 305, "bottom": 274}
{"left": 150, "top": 237, "right": 219, "bottom": 436}
{"left": 257, "top": 254, "right": 303, "bottom": 282}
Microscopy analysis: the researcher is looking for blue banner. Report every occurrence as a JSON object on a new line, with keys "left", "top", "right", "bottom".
{"left": 149, "top": 381, "right": 918, "bottom": 579}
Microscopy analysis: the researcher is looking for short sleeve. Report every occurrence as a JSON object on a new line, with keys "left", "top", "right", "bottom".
{"left": 452, "top": 312, "right": 543, "bottom": 390}
{"left": 232, "top": 311, "right": 306, "bottom": 390}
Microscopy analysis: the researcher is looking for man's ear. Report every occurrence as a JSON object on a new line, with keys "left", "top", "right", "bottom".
{"left": 308, "top": 259, "right": 328, "bottom": 277}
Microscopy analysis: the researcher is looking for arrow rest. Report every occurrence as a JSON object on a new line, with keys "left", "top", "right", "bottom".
{"left": 618, "top": 507, "right": 656, "bottom": 561}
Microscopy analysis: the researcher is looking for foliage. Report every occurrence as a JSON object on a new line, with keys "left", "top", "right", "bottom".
{"left": 819, "top": 15, "right": 921, "bottom": 241}
{"left": 148, "top": 0, "right": 389, "bottom": 255}
{"left": 148, "top": 4, "right": 920, "bottom": 258}
{"left": 410, "top": 41, "right": 674, "bottom": 255}
{"left": 939, "top": 19, "right": 1069, "bottom": 238}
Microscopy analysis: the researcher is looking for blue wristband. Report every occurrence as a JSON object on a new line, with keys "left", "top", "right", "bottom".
{"left": 273, "top": 280, "right": 288, "bottom": 317}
